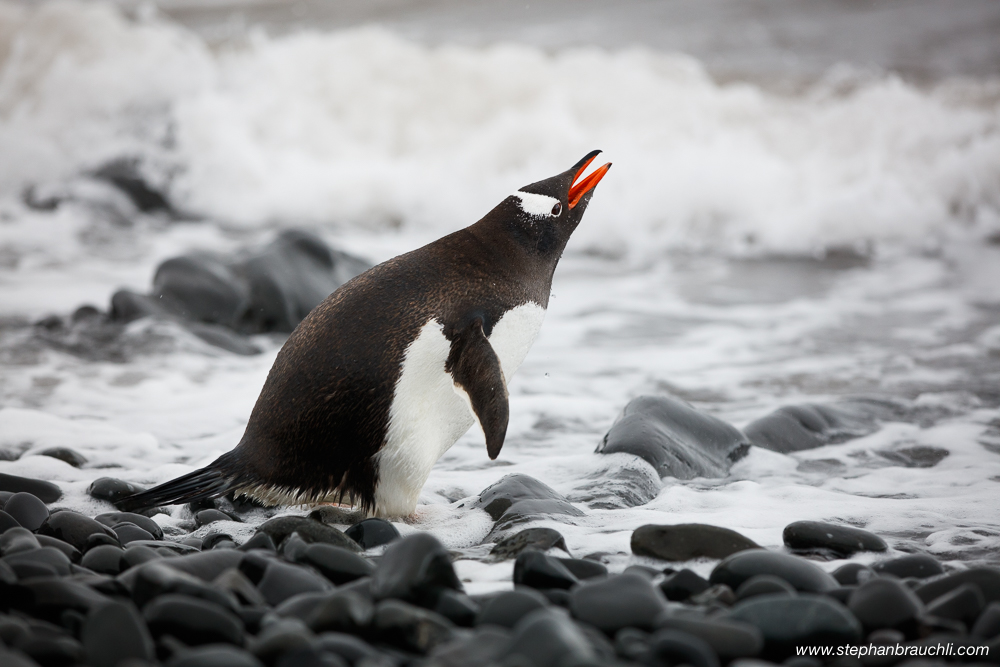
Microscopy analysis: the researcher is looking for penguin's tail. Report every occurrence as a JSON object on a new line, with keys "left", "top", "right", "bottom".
{"left": 117, "top": 455, "right": 240, "bottom": 512}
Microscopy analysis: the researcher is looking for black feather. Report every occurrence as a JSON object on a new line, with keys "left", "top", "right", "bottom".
{"left": 117, "top": 455, "right": 237, "bottom": 511}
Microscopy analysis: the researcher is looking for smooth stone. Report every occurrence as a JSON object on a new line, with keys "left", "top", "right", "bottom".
{"left": 513, "top": 550, "right": 580, "bottom": 591}
{"left": 691, "top": 583, "right": 738, "bottom": 607}
{"left": 274, "top": 592, "right": 334, "bottom": 622}
{"left": 871, "top": 554, "right": 944, "bottom": 579}
{"left": 212, "top": 568, "right": 266, "bottom": 607}
{"left": 431, "top": 589, "right": 479, "bottom": 627}
{"left": 150, "top": 550, "right": 244, "bottom": 582}
{"left": 736, "top": 575, "right": 797, "bottom": 601}
{"left": 1, "top": 527, "right": 41, "bottom": 555}
{"left": 306, "top": 505, "right": 365, "bottom": 527}
{"left": 344, "top": 518, "right": 399, "bottom": 549}
{"left": 473, "top": 473, "right": 582, "bottom": 522}
{"left": 490, "top": 527, "right": 570, "bottom": 560}
{"left": 632, "top": 523, "right": 760, "bottom": 561}
{"left": 195, "top": 509, "right": 236, "bottom": 527}
{"left": 306, "top": 591, "right": 374, "bottom": 634}
{"left": 126, "top": 561, "right": 240, "bottom": 611}
{"left": 13, "top": 578, "right": 110, "bottom": 620}
{"left": 427, "top": 625, "right": 511, "bottom": 667}
{"left": 123, "top": 545, "right": 163, "bottom": 569}
{"left": 91, "top": 156, "right": 173, "bottom": 212}
{"left": 7, "top": 560, "right": 58, "bottom": 579}
{"left": 832, "top": 563, "right": 874, "bottom": 586}
{"left": 274, "top": 645, "right": 347, "bottom": 667}
{"left": 2, "top": 494, "right": 49, "bottom": 532}
{"left": 256, "top": 516, "right": 361, "bottom": 553}
{"left": 258, "top": 560, "right": 334, "bottom": 606}
{"left": 113, "top": 522, "right": 156, "bottom": 545}
{"left": 84, "top": 533, "right": 122, "bottom": 552}
{"left": 89, "top": 477, "right": 145, "bottom": 504}
{"left": 660, "top": 568, "right": 711, "bottom": 601}
{"left": 202, "top": 533, "right": 235, "bottom": 550}
{"left": 655, "top": 614, "right": 764, "bottom": 660}
{"left": 372, "top": 599, "right": 455, "bottom": 654}
{"left": 95, "top": 513, "right": 164, "bottom": 540}
{"left": 925, "top": 583, "right": 985, "bottom": 626}
{"left": 152, "top": 253, "right": 247, "bottom": 326}
{"left": 744, "top": 402, "right": 880, "bottom": 453}
{"left": 129, "top": 539, "right": 198, "bottom": 554}
{"left": 972, "top": 601, "right": 1000, "bottom": 638}
{"left": 876, "top": 445, "right": 950, "bottom": 468}
{"left": 237, "top": 532, "right": 276, "bottom": 552}
{"left": 167, "top": 645, "right": 263, "bottom": 667}
{"left": 597, "top": 395, "right": 751, "bottom": 478}
{"left": 0, "top": 511, "right": 19, "bottom": 533}
{"left": 3, "top": 546, "right": 72, "bottom": 576}
{"left": 783, "top": 521, "right": 887, "bottom": 556}
{"left": 570, "top": 573, "right": 668, "bottom": 632}
{"left": 499, "top": 608, "right": 596, "bottom": 666}
{"left": 0, "top": 473, "right": 62, "bottom": 503}
{"left": 292, "top": 543, "right": 374, "bottom": 586}
{"left": 247, "top": 618, "right": 314, "bottom": 664}
{"left": 915, "top": 568, "right": 1000, "bottom": 605}
{"left": 81, "top": 545, "right": 126, "bottom": 575}
{"left": 371, "top": 532, "right": 462, "bottom": 604}
{"left": 35, "top": 535, "right": 81, "bottom": 563}
{"left": 312, "top": 632, "right": 383, "bottom": 664}
{"left": 82, "top": 601, "right": 155, "bottom": 667}
{"left": 724, "top": 593, "right": 863, "bottom": 660}
{"left": 646, "top": 628, "right": 720, "bottom": 667}
{"left": 566, "top": 456, "right": 662, "bottom": 510}
{"left": 143, "top": 594, "right": 244, "bottom": 646}
{"left": 710, "top": 550, "right": 839, "bottom": 593}
{"left": 847, "top": 577, "right": 924, "bottom": 631}
{"left": 557, "top": 557, "right": 608, "bottom": 581}
{"left": 38, "top": 510, "right": 118, "bottom": 551}
{"left": 477, "top": 589, "right": 550, "bottom": 628}
{"left": 36, "top": 447, "right": 88, "bottom": 468}
{"left": 0, "top": 559, "right": 15, "bottom": 584}
{"left": 12, "top": 630, "right": 84, "bottom": 666}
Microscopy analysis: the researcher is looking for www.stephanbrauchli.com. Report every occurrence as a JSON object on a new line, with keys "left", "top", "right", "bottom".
{"left": 797, "top": 644, "right": 990, "bottom": 658}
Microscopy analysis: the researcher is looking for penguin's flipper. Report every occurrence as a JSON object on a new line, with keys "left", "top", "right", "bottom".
{"left": 446, "top": 317, "right": 509, "bottom": 459}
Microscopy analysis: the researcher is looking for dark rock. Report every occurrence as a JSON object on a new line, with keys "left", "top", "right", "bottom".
{"left": 2, "top": 494, "right": 49, "bottom": 532}
{"left": 195, "top": 509, "right": 236, "bottom": 527}
{"left": 372, "top": 599, "right": 455, "bottom": 654}
{"left": 237, "top": 532, "right": 276, "bottom": 552}
{"left": 95, "top": 513, "right": 164, "bottom": 540}
{"left": 306, "top": 590, "right": 373, "bottom": 634}
{"left": 89, "top": 477, "right": 145, "bottom": 504}
{"left": 307, "top": 505, "right": 365, "bottom": 527}
{"left": 126, "top": 561, "right": 240, "bottom": 610}
{"left": 1, "top": 527, "right": 40, "bottom": 555}
{"left": 925, "top": 583, "right": 985, "bottom": 627}
{"left": 632, "top": 523, "right": 760, "bottom": 561}
{"left": 35, "top": 535, "right": 81, "bottom": 563}
{"left": 847, "top": 578, "right": 924, "bottom": 632}
{"left": 3, "top": 546, "right": 72, "bottom": 575}
{"left": 646, "top": 628, "right": 720, "bottom": 667}
{"left": 123, "top": 544, "right": 163, "bottom": 569}
{"left": 37, "top": 511, "right": 118, "bottom": 551}
{"left": 0, "top": 473, "right": 62, "bottom": 503}
{"left": 473, "top": 473, "right": 583, "bottom": 524}
{"left": 871, "top": 554, "right": 944, "bottom": 579}
{"left": 344, "top": 518, "right": 399, "bottom": 549}
{"left": 513, "top": 550, "right": 579, "bottom": 590}
{"left": 832, "top": 563, "right": 874, "bottom": 586}
{"left": 143, "top": 594, "right": 244, "bottom": 646}
{"left": 0, "top": 647, "right": 36, "bottom": 667}
{"left": 490, "top": 527, "right": 570, "bottom": 561}
{"left": 736, "top": 575, "right": 797, "bottom": 601}
{"left": 83, "top": 533, "right": 122, "bottom": 552}
{"left": 212, "top": 568, "right": 266, "bottom": 607}
{"left": 499, "top": 607, "right": 596, "bottom": 666}
{"left": 744, "top": 402, "right": 880, "bottom": 453}
{"left": 153, "top": 550, "right": 244, "bottom": 581}
{"left": 655, "top": 614, "right": 764, "bottom": 660}
{"left": 428, "top": 625, "right": 511, "bottom": 667}
{"left": 0, "top": 511, "right": 19, "bottom": 533}
{"left": 113, "top": 522, "right": 155, "bottom": 545}
{"left": 691, "top": 583, "right": 737, "bottom": 607}
{"left": 82, "top": 600, "right": 155, "bottom": 666}
{"left": 476, "top": 588, "right": 550, "bottom": 629}
{"left": 167, "top": 645, "right": 263, "bottom": 667}
{"left": 972, "top": 601, "right": 1000, "bottom": 638}
{"left": 557, "top": 557, "right": 608, "bottom": 581}
{"left": 783, "top": 521, "right": 887, "bottom": 556}
{"left": 432, "top": 589, "right": 479, "bottom": 627}
{"left": 292, "top": 543, "right": 374, "bottom": 586}
{"left": 13, "top": 630, "right": 84, "bottom": 666}
{"left": 247, "top": 618, "right": 313, "bottom": 664}
{"left": 92, "top": 157, "right": 172, "bottom": 213}
{"left": 565, "top": 457, "right": 662, "bottom": 510}
{"left": 202, "top": 533, "right": 235, "bottom": 550}
{"left": 153, "top": 254, "right": 246, "bottom": 327}
{"left": 312, "top": 632, "right": 382, "bottom": 664}
{"left": 915, "top": 568, "right": 1000, "bottom": 605}
{"left": 570, "top": 573, "right": 668, "bottom": 632}
{"left": 876, "top": 445, "right": 950, "bottom": 468}
{"left": 7, "top": 560, "right": 59, "bottom": 579}
{"left": 371, "top": 532, "right": 462, "bottom": 603}
{"left": 274, "top": 645, "right": 346, "bottom": 667}
{"left": 131, "top": 539, "right": 197, "bottom": 554}
{"left": 710, "top": 550, "right": 839, "bottom": 593}
{"left": 540, "top": 588, "right": 572, "bottom": 607}
{"left": 660, "top": 568, "right": 711, "bottom": 601}
{"left": 725, "top": 594, "right": 863, "bottom": 660}
{"left": 36, "top": 447, "right": 87, "bottom": 468}
{"left": 256, "top": 516, "right": 361, "bottom": 553}
{"left": 279, "top": 532, "right": 308, "bottom": 560}
{"left": 597, "top": 395, "right": 751, "bottom": 478}
{"left": 81, "top": 545, "right": 126, "bottom": 575}
{"left": 237, "top": 551, "right": 273, "bottom": 585}
{"left": 273, "top": 592, "right": 333, "bottom": 622}
{"left": 12, "top": 578, "right": 110, "bottom": 620}
{"left": 258, "top": 560, "right": 334, "bottom": 606}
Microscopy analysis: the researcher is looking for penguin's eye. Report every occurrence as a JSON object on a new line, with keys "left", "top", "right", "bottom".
{"left": 551, "top": 202, "right": 562, "bottom": 216}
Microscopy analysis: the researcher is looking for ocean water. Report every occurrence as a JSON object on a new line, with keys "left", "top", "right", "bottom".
{"left": 1, "top": 1, "right": 999, "bottom": 593}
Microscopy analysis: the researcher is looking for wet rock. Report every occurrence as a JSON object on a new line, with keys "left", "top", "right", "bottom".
{"left": 499, "top": 608, "right": 596, "bottom": 666}
{"left": 13, "top": 630, "right": 84, "bottom": 666}
{"left": 113, "top": 522, "right": 156, "bottom": 545}
{"left": 82, "top": 600, "right": 155, "bottom": 667}
{"left": 312, "top": 632, "right": 382, "bottom": 664}
{"left": 344, "top": 518, "right": 399, "bottom": 549}
{"left": 655, "top": 614, "right": 764, "bottom": 660}
{"left": 513, "top": 550, "right": 580, "bottom": 590}
{"left": 473, "top": 473, "right": 583, "bottom": 527}
{"left": 89, "top": 477, "right": 145, "bottom": 504}
{"left": 476, "top": 589, "right": 549, "bottom": 628}
{"left": 292, "top": 543, "right": 374, "bottom": 586}
{"left": 127, "top": 560, "right": 240, "bottom": 610}
{"left": 0, "top": 494, "right": 47, "bottom": 532}
{"left": 709, "top": 550, "right": 839, "bottom": 593}
{"left": 123, "top": 544, "right": 163, "bottom": 569}
{"left": 597, "top": 396, "right": 751, "bottom": 478}
{"left": 725, "top": 594, "right": 863, "bottom": 660}
{"left": 0, "top": 473, "right": 62, "bottom": 503}
{"left": 871, "top": 554, "right": 944, "bottom": 579}
{"left": 35, "top": 534, "right": 81, "bottom": 563}
{"left": 195, "top": 509, "right": 236, "bottom": 527}
{"left": 81, "top": 545, "right": 126, "bottom": 575}
{"left": 36, "top": 447, "right": 88, "bottom": 468}
{"left": 143, "top": 594, "right": 244, "bottom": 646}
{"left": 3, "top": 546, "right": 72, "bottom": 576}
{"left": 167, "top": 645, "right": 264, "bottom": 667}
{"left": 783, "top": 521, "right": 887, "bottom": 556}
{"left": 832, "top": 563, "right": 874, "bottom": 586}
{"left": 372, "top": 599, "right": 455, "bottom": 654}
{"left": 632, "top": 523, "right": 760, "bottom": 561}
{"left": 736, "top": 575, "right": 797, "bottom": 601}
{"left": 0, "top": 559, "right": 15, "bottom": 584}
{"left": 13, "top": 578, "right": 110, "bottom": 620}
{"left": 91, "top": 157, "right": 173, "bottom": 213}
{"left": 256, "top": 516, "right": 361, "bottom": 553}
{"left": 432, "top": 589, "right": 479, "bottom": 627}
{"left": 744, "top": 402, "right": 880, "bottom": 453}
{"left": 258, "top": 560, "right": 334, "bottom": 606}
{"left": 371, "top": 532, "right": 462, "bottom": 603}
{"left": 247, "top": 617, "right": 313, "bottom": 664}
{"left": 925, "top": 583, "right": 985, "bottom": 626}
{"left": 305, "top": 590, "right": 374, "bottom": 634}
{"left": 691, "top": 583, "right": 737, "bottom": 608}
{"left": 646, "top": 628, "right": 720, "bottom": 667}
{"left": 847, "top": 577, "right": 924, "bottom": 632}
{"left": 6, "top": 560, "right": 59, "bottom": 579}
{"left": 202, "top": 533, "right": 236, "bottom": 550}
{"left": 428, "top": 625, "right": 511, "bottom": 667}
{"left": 570, "top": 573, "right": 668, "bottom": 632}
{"left": 37, "top": 510, "right": 118, "bottom": 551}
{"left": 150, "top": 549, "right": 243, "bottom": 582}
{"left": 972, "top": 601, "right": 1000, "bottom": 638}
{"left": 0, "top": 511, "right": 19, "bottom": 533}
{"left": 238, "top": 532, "right": 276, "bottom": 553}
{"left": 94, "top": 512, "right": 164, "bottom": 540}
{"left": 557, "top": 557, "right": 608, "bottom": 581}
{"left": 489, "top": 527, "right": 570, "bottom": 561}
{"left": 307, "top": 505, "right": 365, "bottom": 527}
{"left": 915, "top": 568, "right": 1000, "bottom": 605}
{"left": 0, "top": 527, "right": 40, "bottom": 555}
{"left": 274, "top": 645, "right": 344, "bottom": 667}
{"left": 212, "top": 568, "right": 266, "bottom": 607}
{"left": 566, "top": 456, "right": 662, "bottom": 509}
{"left": 660, "top": 568, "right": 711, "bottom": 601}
{"left": 876, "top": 445, "right": 950, "bottom": 468}
{"left": 84, "top": 532, "right": 122, "bottom": 551}
{"left": 153, "top": 254, "right": 247, "bottom": 327}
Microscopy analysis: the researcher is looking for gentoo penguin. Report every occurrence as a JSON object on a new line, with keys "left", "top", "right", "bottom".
{"left": 120, "top": 151, "right": 611, "bottom": 518}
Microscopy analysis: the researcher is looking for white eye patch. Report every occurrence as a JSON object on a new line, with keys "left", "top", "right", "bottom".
{"left": 512, "top": 191, "right": 560, "bottom": 217}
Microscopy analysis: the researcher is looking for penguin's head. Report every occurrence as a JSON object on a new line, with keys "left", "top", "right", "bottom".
{"left": 496, "top": 150, "right": 611, "bottom": 256}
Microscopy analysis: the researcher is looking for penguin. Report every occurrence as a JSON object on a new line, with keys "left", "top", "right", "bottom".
{"left": 119, "top": 151, "right": 611, "bottom": 518}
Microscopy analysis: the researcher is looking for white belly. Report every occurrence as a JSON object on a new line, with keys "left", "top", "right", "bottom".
{"left": 373, "top": 302, "right": 546, "bottom": 517}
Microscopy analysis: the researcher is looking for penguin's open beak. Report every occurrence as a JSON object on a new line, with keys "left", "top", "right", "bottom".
{"left": 568, "top": 151, "right": 612, "bottom": 209}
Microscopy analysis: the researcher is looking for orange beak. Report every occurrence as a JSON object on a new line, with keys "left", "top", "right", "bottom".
{"left": 568, "top": 155, "right": 612, "bottom": 209}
